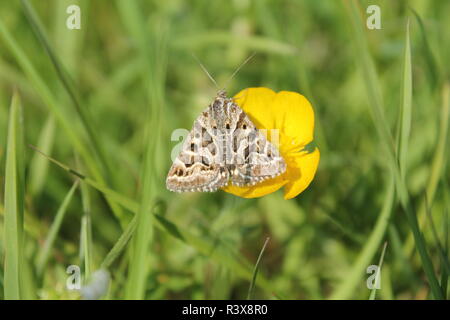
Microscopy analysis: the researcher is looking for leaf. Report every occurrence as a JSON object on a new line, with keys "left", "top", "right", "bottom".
{"left": 3, "top": 91, "right": 25, "bottom": 300}
{"left": 36, "top": 181, "right": 79, "bottom": 276}
{"left": 80, "top": 176, "right": 93, "bottom": 279}
{"left": 404, "top": 84, "right": 450, "bottom": 253}
{"left": 28, "top": 115, "right": 55, "bottom": 197}
{"left": 330, "top": 180, "right": 395, "bottom": 299}
{"left": 247, "top": 237, "right": 270, "bottom": 300}
{"left": 410, "top": 8, "right": 441, "bottom": 88}
{"left": 369, "top": 242, "right": 388, "bottom": 300}
{"left": 397, "top": 20, "right": 412, "bottom": 180}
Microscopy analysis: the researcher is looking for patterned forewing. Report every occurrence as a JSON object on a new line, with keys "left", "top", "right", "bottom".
{"left": 166, "top": 112, "right": 229, "bottom": 192}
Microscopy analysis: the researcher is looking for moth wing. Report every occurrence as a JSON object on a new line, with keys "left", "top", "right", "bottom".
{"left": 231, "top": 108, "right": 286, "bottom": 186}
{"left": 166, "top": 112, "right": 229, "bottom": 192}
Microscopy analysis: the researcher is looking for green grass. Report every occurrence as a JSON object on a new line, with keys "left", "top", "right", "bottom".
{"left": 247, "top": 237, "right": 270, "bottom": 300}
{"left": 36, "top": 180, "right": 78, "bottom": 276}
{"left": 1, "top": 0, "right": 449, "bottom": 300}
{"left": 3, "top": 91, "right": 25, "bottom": 299}
{"left": 369, "top": 241, "right": 388, "bottom": 300}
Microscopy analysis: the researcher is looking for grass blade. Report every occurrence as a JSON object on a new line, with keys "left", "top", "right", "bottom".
{"left": 36, "top": 181, "right": 79, "bottom": 276}
{"left": 369, "top": 242, "right": 388, "bottom": 300}
{"left": 118, "top": 1, "right": 169, "bottom": 299}
{"left": 21, "top": 0, "right": 116, "bottom": 183}
{"left": 404, "top": 83, "right": 450, "bottom": 255}
{"left": 3, "top": 91, "right": 25, "bottom": 300}
{"left": 28, "top": 115, "right": 55, "bottom": 197}
{"left": 0, "top": 17, "right": 95, "bottom": 177}
{"left": 247, "top": 237, "right": 270, "bottom": 300}
{"left": 345, "top": 0, "right": 443, "bottom": 299}
{"left": 424, "top": 196, "right": 450, "bottom": 275}
{"left": 397, "top": 20, "right": 412, "bottom": 180}
{"left": 80, "top": 177, "right": 93, "bottom": 280}
{"left": 100, "top": 216, "right": 137, "bottom": 270}
{"left": 344, "top": 0, "right": 396, "bottom": 158}
{"left": 173, "top": 31, "right": 298, "bottom": 56}
{"left": 410, "top": 8, "right": 441, "bottom": 88}
{"left": 0, "top": 12, "right": 125, "bottom": 224}
{"left": 440, "top": 208, "right": 448, "bottom": 298}
{"left": 330, "top": 179, "right": 395, "bottom": 299}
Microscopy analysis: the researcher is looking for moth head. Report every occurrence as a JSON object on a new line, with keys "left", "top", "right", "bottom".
{"left": 209, "top": 96, "right": 239, "bottom": 132}
{"left": 217, "top": 89, "right": 227, "bottom": 98}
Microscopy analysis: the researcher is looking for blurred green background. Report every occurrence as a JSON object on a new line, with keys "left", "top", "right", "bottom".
{"left": 0, "top": 0, "right": 449, "bottom": 300}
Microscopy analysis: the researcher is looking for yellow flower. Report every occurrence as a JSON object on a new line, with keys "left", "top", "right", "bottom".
{"left": 222, "top": 87, "right": 320, "bottom": 199}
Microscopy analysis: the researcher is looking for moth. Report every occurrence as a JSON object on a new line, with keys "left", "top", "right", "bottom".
{"left": 166, "top": 89, "right": 286, "bottom": 193}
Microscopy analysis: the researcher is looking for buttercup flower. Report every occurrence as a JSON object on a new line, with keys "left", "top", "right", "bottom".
{"left": 222, "top": 87, "right": 320, "bottom": 199}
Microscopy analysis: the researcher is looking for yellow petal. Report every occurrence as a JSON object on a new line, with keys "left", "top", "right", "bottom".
{"left": 283, "top": 148, "right": 320, "bottom": 200}
{"left": 222, "top": 176, "right": 287, "bottom": 199}
{"left": 233, "top": 87, "right": 277, "bottom": 130}
{"left": 272, "top": 91, "right": 315, "bottom": 150}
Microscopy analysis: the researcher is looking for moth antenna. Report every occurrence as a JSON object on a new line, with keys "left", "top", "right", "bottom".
{"left": 222, "top": 52, "right": 256, "bottom": 91}
{"left": 191, "top": 53, "right": 220, "bottom": 90}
